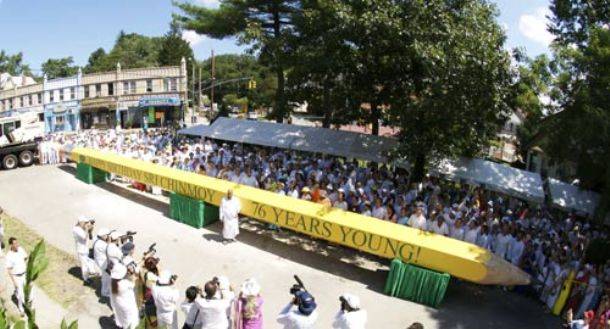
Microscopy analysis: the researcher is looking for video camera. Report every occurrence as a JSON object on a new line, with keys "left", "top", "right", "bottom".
{"left": 144, "top": 243, "right": 157, "bottom": 258}
{"left": 289, "top": 275, "right": 307, "bottom": 297}
{"left": 86, "top": 219, "right": 96, "bottom": 239}
{"left": 119, "top": 231, "right": 137, "bottom": 244}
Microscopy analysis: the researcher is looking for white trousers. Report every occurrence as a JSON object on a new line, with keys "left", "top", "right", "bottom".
{"left": 77, "top": 252, "right": 98, "bottom": 280}
{"left": 12, "top": 275, "right": 25, "bottom": 313}
{"left": 100, "top": 271, "right": 111, "bottom": 298}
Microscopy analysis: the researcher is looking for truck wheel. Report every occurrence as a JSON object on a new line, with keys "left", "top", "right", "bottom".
{"left": 2, "top": 154, "right": 18, "bottom": 170}
{"left": 18, "top": 150, "right": 34, "bottom": 166}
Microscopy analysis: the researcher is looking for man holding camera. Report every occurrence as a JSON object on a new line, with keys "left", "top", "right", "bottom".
{"left": 277, "top": 285, "right": 318, "bottom": 329}
{"left": 72, "top": 215, "right": 99, "bottom": 285}
{"left": 332, "top": 293, "right": 367, "bottom": 329}
{"left": 195, "top": 279, "right": 233, "bottom": 329}
{"left": 93, "top": 227, "right": 111, "bottom": 299}
{"left": 220, "top": 189, "right": 241, "bottom": 243}
{"left": 152, "top": 270, "right": 180, "bottom": 329}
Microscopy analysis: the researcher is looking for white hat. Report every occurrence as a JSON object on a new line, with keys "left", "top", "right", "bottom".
{"left": 97, "top": 228, "right": 110, "bottom": 237}
{"left": 240, "top": 278, "right": 261, "bottom": 296}
{"left": 157, "top": 270, "right": 173, "bottom": 285}
{"left": 341, "top": 293, "right": 360, "bottom": 309}
{"left": 111, "top": 263, "right": 127, "bottom": 280}
{"left": 78, "top": 215, "right": 91, "bottom": 223}
{"left": 109, "top": 231, "right": 121, "bottom": 241}
{"left": 216, "top": 275, "right": 230, "bottom": 290}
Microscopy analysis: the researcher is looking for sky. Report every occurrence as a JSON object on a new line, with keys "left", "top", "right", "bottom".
{"left": 0, "top": 0, "right": 555, "bottom": 74}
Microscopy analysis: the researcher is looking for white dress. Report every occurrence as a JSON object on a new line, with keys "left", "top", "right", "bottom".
{"left": 111, "top": 279, "right": 140, "bottom": 329}
{"left": 220, "top": 197, "right": 241, "bottom": 240}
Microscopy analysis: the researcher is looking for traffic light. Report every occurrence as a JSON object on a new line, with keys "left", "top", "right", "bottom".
{"left": 248, "top": 79, "right": 257, "bottom": 90}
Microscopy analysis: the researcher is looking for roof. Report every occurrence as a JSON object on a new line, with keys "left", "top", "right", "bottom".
{"left": 178, "top": 117, "right": 398, "bottom": 163}
{"left": 547, "top": 178, "right": 600, "bottom": 216}
{"left": 0, "top": 73, "right": 36, "bottom": 91}
{"left": 431, "top": 157, "right": 545, "bottom": 203}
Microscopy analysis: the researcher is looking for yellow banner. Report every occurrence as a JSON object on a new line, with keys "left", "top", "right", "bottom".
{"left": 71, "top": 148, "right": 529, "bottom": 285}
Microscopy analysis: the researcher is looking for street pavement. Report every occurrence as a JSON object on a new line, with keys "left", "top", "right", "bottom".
{"left": 0, "top": 165, "right": 560, "bottom": 328}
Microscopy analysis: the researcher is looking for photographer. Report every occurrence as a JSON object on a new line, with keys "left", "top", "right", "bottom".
{"left": 110, "top": 262, "right": 140, "bottom": 329}
{"left": 195, "top": 279, "right": 232, "bottom": 329}
{"left": 181, "top": 286, "right": 203, "bottom": 329}
{"left": 152, "top": 270, "right": 180, "bottom": 329}
{"left": 141, "top": 256, "right": 160, "bottom": 327}
{"left": 72, "top": 215, "right": 99, "bottom": 285}
{"left": 332, "top": 293, "right": 367, "bottom": 329}
{"left": 92, "top": 228, "right": 111, "bottom": 299}
{"left": 276, "top": 285, "right": 318, "bottom": 329}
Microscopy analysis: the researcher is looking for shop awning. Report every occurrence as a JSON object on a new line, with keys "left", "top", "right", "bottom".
{"left": 139, "top": 96, "right": 181, "bottom": 107}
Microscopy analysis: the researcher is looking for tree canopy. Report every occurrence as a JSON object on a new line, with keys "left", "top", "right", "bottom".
{"left": 41, "top": 57, "right": 80, "bottom": 79}
{"left": 0, "top": 50, "right": 32, "bottom": 76}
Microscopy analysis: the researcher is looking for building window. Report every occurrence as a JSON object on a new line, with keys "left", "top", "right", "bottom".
{"left": 163, "top": 78, "right": 169, "bottom": 92}
{"left": 28, "top": 94, "right": 32, "bottom": 106}
{"left": 21, "top": 96, "right": 26, "bottom": 107}
{"left": 6, "top": 99, "right": 11, "bottom": 110}
{"left": 130, "top": 81, "right": 136, "bottom": 94}
{"left": 84, "top": 86, "right": 90, "bottom": 98}
{"left": 123, "top": 82, "right": 129, "bottom": 95}
{"left": 108, "top": 83, "right": 114, "bottom": 96}
{"left": 95, "top": 84, "right": 101, "bottom": 97}
{"left": 61, "top": 89, "right": 66, "bottom": 101}
{"left": 38, "top": 113, "right": 44, "bottom": 121}
{"left": 146, "top": 79, "right": 153, "bottom": 92}
{"left": 37, "top": 93, "right": 42, "bottom": 104}
{"left": 49, "top": 91, "right": 54, "bottom": 103}
{"left": 171, "top": 78, "right": 178, "bottom": 91}
{"left": 70, "top": 87, "right": 75, "bottom": 100}
{"left": 55, "top": 116, "right": 64, "bottom": 125}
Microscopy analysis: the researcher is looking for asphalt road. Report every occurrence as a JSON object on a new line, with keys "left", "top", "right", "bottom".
{"left": 0, "top": 165, "right": 560, "bottom": 329}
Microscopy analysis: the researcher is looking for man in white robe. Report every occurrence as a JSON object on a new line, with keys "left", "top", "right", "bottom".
{"left": 220, "top": 189, "right": 241, "bottom": 243}
{"left": 72, "top": 216, "right": 99, "bottom": 285}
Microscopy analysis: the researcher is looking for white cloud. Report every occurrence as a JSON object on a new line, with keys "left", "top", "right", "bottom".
{"left": 182, "top": 30, "right": 206, "bottom": 46}
{"left": 196, "top": 0, "right": 220, "bottom": 8}
{"left": 519, "top": 7, "right": 554, "bottom": 47}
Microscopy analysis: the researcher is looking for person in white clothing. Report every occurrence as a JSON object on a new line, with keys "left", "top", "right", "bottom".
{"left": 464, "top": 220, "right": 479, "bottom": 245}
{"left": 508, "top": 231, "right": 525, "bottom": 265}
{"left": 332, "top": 293, "right": 367, "bottom": 329}
{"left": 92, "top": 228, "right": 111, "bottom": 298}
{"left": 277, "top": 290, "right": 318, "bottom": 329}
{"left": 6, "top": 237, "right": 27, "bottom": 316}
{"left": 181, "top": 286, "right": 203, "bottom": 329}
{"left": 407, "top": 207, "right": 427, "bottom": 231}
{"left": 219, "top": 189, "right": 241, "bottom": 243}
{"left": 152, "top": 270, "right": 180, "bottom": 329}
{"left": 72, "top": 216, "right": 98, "bottom": 284}
{"left": 110, "top": 263, "right": 140, "bottom": 329}
{"left": 429, "top": 216, "right": 449, "bottom": 236}
{"left": 450, "top": 219, "right": 466, "bottom": 241}
{"left": 196, "top": 280, "right": 233, "bottom": 329}
{"left": 494, "top": 226, "right": 512, "bottom": 260}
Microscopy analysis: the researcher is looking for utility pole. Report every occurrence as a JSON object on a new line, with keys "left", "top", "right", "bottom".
{"left": 198, "top": 66, "right": 202, "bottom": 110}
{"left": 191, "top": 58, "right": 195, "bottom": 124}
{"left": 210, "top": 50, "right": 215, "bottom": 112}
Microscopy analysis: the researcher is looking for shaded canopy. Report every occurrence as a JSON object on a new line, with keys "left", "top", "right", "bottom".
{"left": 178, "top": 118, "right": 398, "bottom": 163}
{"left": 431, "top": 157, "right": 545, "bottom": 203}
{"left": 547, "top": 178, "right": 600, "bottom": 217}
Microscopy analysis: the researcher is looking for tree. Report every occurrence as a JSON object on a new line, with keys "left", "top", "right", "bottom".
{"left": 0, "top": 50, "right": 32, "bottom": 76}
{"left": 287, "top": 0, "right": 356, "bottom": 128}
{"left": 381, "top": 0, "right": 512, "bottom": 181}
{"left": 174, "top": 0, "right": 299, "bottom": 122}
{"left": 83, "top": 31, "right": 162, "bottom": 73}
{"left": 41, "top": 57, "right": 80, "bottom": 79}
{"left": 158, "top": 22, "right": 194, "bottom": 67}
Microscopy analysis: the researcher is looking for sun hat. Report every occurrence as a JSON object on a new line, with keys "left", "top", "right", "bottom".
{"left": 97, "top": 228, "right": 110, "bottom": 237}
{"left": 241, "top": 278, "right": 261, "bottom": 297}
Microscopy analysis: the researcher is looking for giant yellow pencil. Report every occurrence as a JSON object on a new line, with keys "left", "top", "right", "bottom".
{"left": 71, "top": 147, "right": 530, "bottom": 285}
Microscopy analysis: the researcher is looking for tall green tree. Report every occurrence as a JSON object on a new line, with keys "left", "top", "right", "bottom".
{"left": 158, "top": 22, "right": 194, "bottom": 67}
{"left": 41, "top": 57, "right": 80, "bottom": 79}
{"left": 287, "top": 0, "right": 356, "bottom": 128}
{"left": 381, "top": 0, "right": 512, "bottom": 181}
{"left": 174, "top": 0, "right": 299, "bottom": 122}
{"left": 83, "top": 31, "right": 162, "bottom": 73}
{"left": 0, "top": 50, "right": 32, "bottom": 76}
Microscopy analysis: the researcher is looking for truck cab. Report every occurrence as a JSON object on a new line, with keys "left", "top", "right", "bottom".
{"left": 0, "top": 115, "right": 42, "bottom": 169}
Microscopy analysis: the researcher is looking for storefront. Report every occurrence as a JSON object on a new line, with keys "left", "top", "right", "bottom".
{"left": 44, "top": 101, "right": 80, "bottom": 133}
{"left": 137, "top": 96, "right": 181, "bottom": 128}
{"left": 80, "top": 98, "right": 116, "bottom": 129}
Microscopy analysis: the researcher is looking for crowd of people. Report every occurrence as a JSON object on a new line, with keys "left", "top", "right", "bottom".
{"left": 40, "top": 128, "right": 610, "bottom": 328}
{"left": 71, "top": 215, "right": 368, "bottom": 329}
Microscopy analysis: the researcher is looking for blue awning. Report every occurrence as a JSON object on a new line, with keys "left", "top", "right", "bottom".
{"left": 138, "top": 96, "right": 181, "bottom": 107}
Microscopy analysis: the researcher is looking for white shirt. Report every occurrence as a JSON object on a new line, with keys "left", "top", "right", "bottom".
{"left": 371, "top": 206, "right": 387, "bottom": 219}
{"left": 220, "top": 197, "right": 241, "bottom": 222}
{"left": 92, "top": 238, "right": 108, "bottom": 268}
{"left": 72, "top": 225, "right": 89, "bottom": 255}
{"left": 332, "top": 309, "right": 367, "bottom": 329}
{"left": 450, "top": 227, "right": 465, "bottom": 241}
{"left": 196, "top": 297, "right": 232, "bottom": 329}
{"left": 181, "top": 301, "right": 203, "bottom": 328}
{"left": 6, "top": 247, "right": 27, "bottom": 275}
{"left": 277, "top": 303, "right": 318, "bottom": 329}
{"left": 508, "top": 239, "right": 525, "bottom": 265}
{"left": 429, "top": 221, "right": 449, "bottom": 236}
{"left": 464, "top": 228, "right": 479, "bottom": 244}
{"left": 407, "top": 214, "right": 427, "bottom": 230}
{"left": 152, "top": 285, "right": 180, "bottom": 325}
{"left": 494, "top": 233, "right": 512, "bottom": 258}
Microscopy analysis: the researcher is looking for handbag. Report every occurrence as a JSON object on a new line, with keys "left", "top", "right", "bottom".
{"left": 182, "top": 308, "right": 200, "bottom": 329}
